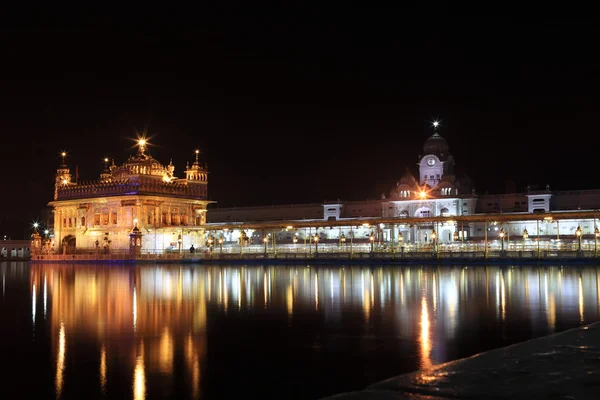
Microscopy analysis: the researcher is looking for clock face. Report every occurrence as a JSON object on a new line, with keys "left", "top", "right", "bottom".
{"left": 427, "top": 157, "right": 436, "bottom": 167}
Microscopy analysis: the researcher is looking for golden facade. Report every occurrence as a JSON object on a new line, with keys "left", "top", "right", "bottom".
{"left": 48, "top": 143, "right": 213, "bottom": 254}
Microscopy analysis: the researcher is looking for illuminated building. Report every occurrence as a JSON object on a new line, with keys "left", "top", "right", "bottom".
{"left": 44, "top": 125, "right": 600, "bottom": 255}
{"left": 48, "top": 138, "right": 213, "bottom": 253}
{"left": 207, "top": 123, "right": 600, "bottom": 247}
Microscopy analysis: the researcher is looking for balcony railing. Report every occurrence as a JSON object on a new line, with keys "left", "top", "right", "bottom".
{"left": 56, "top": 179, "right": 207, "bottom": 200}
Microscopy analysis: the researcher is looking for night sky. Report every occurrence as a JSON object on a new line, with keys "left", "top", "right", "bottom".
{"left": 1, "top": 10, "right": 598, "bottom": 237}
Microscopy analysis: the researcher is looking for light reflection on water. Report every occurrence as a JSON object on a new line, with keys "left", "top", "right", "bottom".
{"left": 1, "top": 262, "right": 599, "bottom": 399}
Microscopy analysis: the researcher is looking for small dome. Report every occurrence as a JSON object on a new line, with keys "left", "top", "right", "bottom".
{"left": 423, "top": 132, "right": 449, "bottom": 156}
{"left": 441, "top": 174, "right": 455, "bottom": 184}
{"left": 399, "top": 168, "right": 417, "bottom": 187}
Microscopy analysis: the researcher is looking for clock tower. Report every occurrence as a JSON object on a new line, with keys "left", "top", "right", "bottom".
{"left": 418, "top": 122, "right": 454, "bottom": 188}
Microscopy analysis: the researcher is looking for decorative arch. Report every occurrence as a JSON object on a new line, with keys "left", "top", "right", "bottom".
{"left": 440, "top": 207, "right": 450, "bottom": 217}
{"left": 414, "top": 206, "right": 432, "bottom": 218}
{"left": 62, "top": 235, "right": 76, "bottom": 254}
{"left": 399, "top": 210, "right": 409, "bottom": 218}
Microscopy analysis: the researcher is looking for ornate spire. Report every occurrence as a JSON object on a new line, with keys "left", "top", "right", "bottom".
{"left": 137, "top": 138, "right": 147, "bottom": 155}
{"left": 60, "top": 151, "right": 67, "bottom": 167}
{"left": 100, "top": 157, "right": 112, "bottom": 182}
{"left": 194, "top": 149, "right": 200, "bottom": 165}
{"left": 431, "top": 120, "right": 441, "bottom": 137}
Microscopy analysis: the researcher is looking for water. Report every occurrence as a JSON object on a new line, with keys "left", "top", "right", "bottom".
{"left": 1, "top": 262, "right": 599, "bottom": 399}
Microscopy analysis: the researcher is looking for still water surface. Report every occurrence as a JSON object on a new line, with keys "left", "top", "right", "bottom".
{"left": 1, "top": 262, "right": 599, "bottom": 399}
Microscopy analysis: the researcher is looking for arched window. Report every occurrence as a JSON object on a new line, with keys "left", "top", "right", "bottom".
{"left": 440, "top": 207, "right": 450, "bottom": 217}
{"left": 399, "top": 210, "right": 409, "bottom": 218}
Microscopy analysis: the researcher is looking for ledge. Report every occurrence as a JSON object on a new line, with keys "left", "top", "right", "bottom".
{"left": 321, "top": 322, "right": 600, "bottom": 399}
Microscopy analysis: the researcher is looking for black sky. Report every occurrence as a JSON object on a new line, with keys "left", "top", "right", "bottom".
{"left": 1, "top": 9, "right": 599, "bottom": 237}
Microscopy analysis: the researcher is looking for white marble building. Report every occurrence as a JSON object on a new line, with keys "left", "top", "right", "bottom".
{"left": 207, "top": 125, "right": 600, "bottom": 247}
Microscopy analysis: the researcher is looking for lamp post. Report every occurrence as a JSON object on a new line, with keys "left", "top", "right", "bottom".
{"left": 207, "top": 234, "right": 213, "bottom": 252}
{"left": 575, "top": 226, "right": 582, "bottom": 252}
{"left": 537, "top": 219, "right": 541, "bottom": 259}
{"left": 369, "top": 231, "right": 375, "bottom": 253}
{"left": 218, "top": 236, "right": 224, "bottom": 254}
{"left": 340, "top": 233, "right": 346, "bottom": 250}
{"left": 522, "top": 228, "right": 528, "bottom": 251}
{"left": 239, "top": 230, "right": 247, "bottom": 255}
{"left": 499, "top": 227, "right": 505, "bottom": 253}
{"left": 263, "top": 235, "right": 268, "bottom": 254}
{"left": 43, "top": 229, "right": 50, "bottom": 253}
{"left": 594, "top": 227, "right": 599, "bottom": 258}
{"left": 431, "top": 229, "right": 437, "bottom": 254}
{"left": 293, "top": 234, "right": 298, "bottom": 246}
{"left": 314, "top": 233, "right": 320, "bottom": 254}
{"left": 398, "top": 232, "right": 404, "bottom": 256}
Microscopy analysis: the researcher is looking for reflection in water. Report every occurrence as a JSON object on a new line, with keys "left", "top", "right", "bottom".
{"left": 56, "top": 321, "right": 66, "bottom": 398}
{"left": 22, "top": 264, "right": 600, "bottom": 400}
{"left": 420, "top": 296, "right": 431, "bottom": 369}
{"left": 100, "top": 344, "right": 106, "bottom": 392}
{"left": 134, "top": 341, "right": 145, "bottom": 400}
{"left": 579, "top": 276, "right": 584, "bottom": 323}
{"left": 158, "top": 328, "right": 173, "bottom": 374}
{"left": 133, "top": 285, "right": 137, "bottom": 332}
{"left": 44, "top": 274, "right": 47, "bottom": 319}
{"left": 32, "top": 283, "right": 36, "bottom": 326}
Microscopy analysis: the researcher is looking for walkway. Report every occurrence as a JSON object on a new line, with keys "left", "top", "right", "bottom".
{"left": 323, "top": 322, "right": 600, "bottom": 399}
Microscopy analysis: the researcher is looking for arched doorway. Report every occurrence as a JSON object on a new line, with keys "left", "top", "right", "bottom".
{"left": 414, "top": 207, "right": 434, "bottom": 245}
{"left": 62, "top": 235, "right": 76, "bottom": 254}
{"left": 414, "top": 207, "right": 432, "bottom": 218}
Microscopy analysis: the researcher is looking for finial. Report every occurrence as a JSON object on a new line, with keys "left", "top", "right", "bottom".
{"left": 195, "top": 149, "right": 200, "bottom": 163}
{"left": 60, "top": 150, "right": 67, "bottom": 166}
{"left": 432, "top": 120, "right": 441, "bottom": 133}
{"left": 137, "top": 138, "right": 147, "bottom": 155}
{"left": 134, "top": 131, "right": 150, "bottom": 156}
{"left": 103, "top": 157, "right": 110, "bottom": 169}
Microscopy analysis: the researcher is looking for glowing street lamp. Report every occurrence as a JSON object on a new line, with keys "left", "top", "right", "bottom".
{"left": 293, "top": 234, "right": 298, "bottom": 244}
{"left": 575, "top": 226, "right": 582, "bottom": 252}
{"left": 313, "top": 233, "right": 320, "bottom": 253}
{"left": 431, "top": 230, "right": 437, "bottom": 253}
{"left": 594, "top": 227, "right": 599, "bottom": 258}
{"left": 263, "top": 235, "right": 268, "bottom": 254}
{"left": 369, "top": 231, "right": 375, "bottom": 253}
{"left": 340, "top": 233, "right": 346, "bottom": 247}
{"left": 523, "top": 228, "right": 529, "bottom": 239}
{"left": 453, "top": 230, "right": 459, "bottom": 241}
{"left": 499, "top": 227, "right": 505, "bottom": 252}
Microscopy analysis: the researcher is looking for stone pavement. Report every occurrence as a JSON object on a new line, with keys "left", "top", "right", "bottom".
{"left": 322, "top": 322, "right": 600, "bottom": 399}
